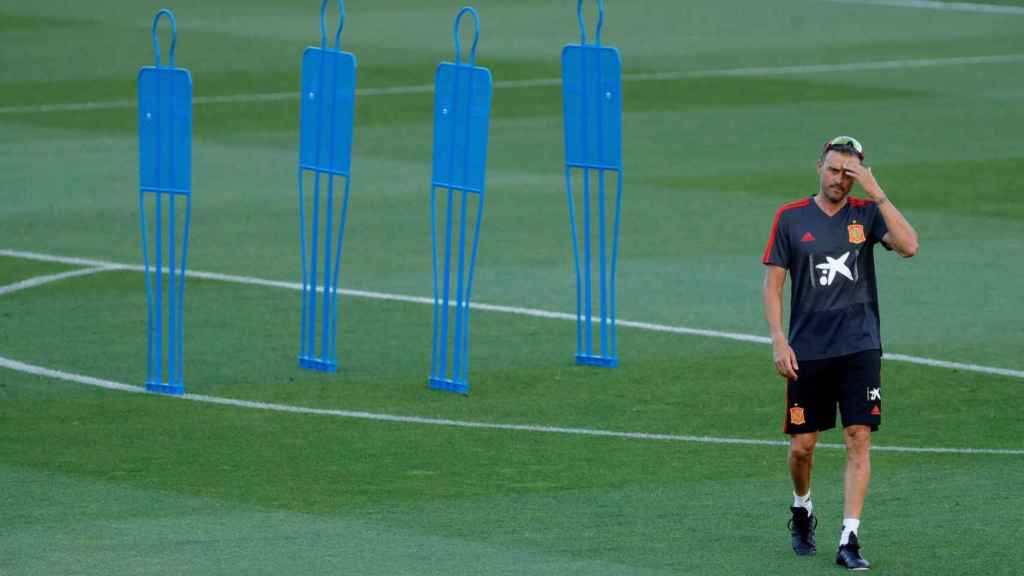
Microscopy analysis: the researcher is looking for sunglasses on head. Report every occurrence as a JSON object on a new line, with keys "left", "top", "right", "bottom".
{"left": 822, "top": 136, "right": 864, "bottom": 160}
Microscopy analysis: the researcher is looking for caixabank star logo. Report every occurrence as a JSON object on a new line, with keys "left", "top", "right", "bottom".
{"left": 810, "top": 249, "right": 860, "bottom": 288}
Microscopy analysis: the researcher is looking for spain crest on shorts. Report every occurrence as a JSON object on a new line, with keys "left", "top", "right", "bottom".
{"left": 789, "top": 406, "right": 806, "bottom": 426}
{"left": 848, "top": 223, "right": 866, "bottom": 244}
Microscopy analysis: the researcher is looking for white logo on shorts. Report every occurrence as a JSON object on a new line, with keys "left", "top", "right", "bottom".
{"left": 867, "top": 387, "right": 881, "bottom": 401}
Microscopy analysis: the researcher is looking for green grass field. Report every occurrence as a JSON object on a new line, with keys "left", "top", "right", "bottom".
{"left": 2, "top": 0, "right": 1024, "bottom": 574}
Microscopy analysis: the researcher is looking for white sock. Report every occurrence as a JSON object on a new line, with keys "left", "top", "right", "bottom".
{"left": 792, "top": 491, "right": 813, "bottom": 516}
{"left": 840, "top": 518, "right": 860, "bottom": 545}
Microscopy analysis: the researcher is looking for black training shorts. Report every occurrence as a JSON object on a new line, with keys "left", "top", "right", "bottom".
{"left": 784, "top": 349, "right": 882, "bottom": 435}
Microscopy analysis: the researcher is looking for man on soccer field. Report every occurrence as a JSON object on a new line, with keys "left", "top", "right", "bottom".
{"left": 761, "top": 136, "right": 919, "bottom": 570}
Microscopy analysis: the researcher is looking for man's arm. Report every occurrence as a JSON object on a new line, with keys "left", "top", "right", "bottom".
{"left": 877, "top": 200, "right": 919, "bottom": 258}
{"left": 843, "top": 162, "right": 919, "bottom": 258}
{"left": 763, "top": 265, "right": 798, "bottom": 380}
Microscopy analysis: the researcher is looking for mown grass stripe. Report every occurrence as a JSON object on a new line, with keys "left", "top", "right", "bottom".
{"left": 2, "top": 53, "right": 1022, "bottom": 115}
{"left": 1, "top": 354, "right": 1020, "bottom": 456}
{"left": 2, "top": 247, "right": 1023, "bottom": 381}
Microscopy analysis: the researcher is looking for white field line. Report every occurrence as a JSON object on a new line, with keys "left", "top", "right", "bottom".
{"left": 827, "top": 0, "right": 1024, "bottom": 15}
{"left": 2, "top": 248, "right": 1024, "bottom": 381}
{"left": 2, "top": 53, "right": 1024, "bottom": 116}
{"left": 1, "top": 354, "right": 1020, "bottom": 456}
{"left": 0, "top": 266, "right": 117, "bottom": 297}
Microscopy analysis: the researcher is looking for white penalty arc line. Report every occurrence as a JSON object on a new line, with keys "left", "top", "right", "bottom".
{"left": 0, "top": 266, "right": 117, "bottom": 297}
{"left": 0, "top": 354, "right": 1020, "bottom": 456}
{"left": 2, "top": 247, "right": 1023, "bottom": 381}
{"left": 2, "top": 53, "right": 1024, "bottom": 116}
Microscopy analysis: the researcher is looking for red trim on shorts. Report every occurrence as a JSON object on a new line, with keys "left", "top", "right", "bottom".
{"left": 762, "top": 198, "right": 811, "bottom": 264}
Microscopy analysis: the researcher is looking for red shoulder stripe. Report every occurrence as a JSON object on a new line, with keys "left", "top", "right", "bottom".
{"left": 762, "top": 198, "right": 811, "bottom": 264}
{"left": 849, "top": 197, "right": 875, "bottom": 208}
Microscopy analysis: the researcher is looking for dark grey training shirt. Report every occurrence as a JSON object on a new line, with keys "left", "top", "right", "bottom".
{"left": 763, "top": 196, "right": 889, "bottom": 361}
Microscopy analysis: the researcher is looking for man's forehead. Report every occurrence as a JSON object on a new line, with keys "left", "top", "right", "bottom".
{"left": 823, "top": 150, "right": 859, "bottom": 167}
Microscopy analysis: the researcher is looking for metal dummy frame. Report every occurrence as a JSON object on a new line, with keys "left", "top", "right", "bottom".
{"left": 297, "top": 0, "right": 357, "bottom": 372}
{"left": 428, "top": 6, "right": 492, "bottom": 395}
{"left": 562, "top": 0, "right": 623, "bottom": 368}
{"left": 138, "top": 9, "right": 193, "bottom": 395}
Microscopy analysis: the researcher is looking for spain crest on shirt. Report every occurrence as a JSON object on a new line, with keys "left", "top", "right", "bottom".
{"left": 848, "top": 223, "right": 866, "bottom": 244}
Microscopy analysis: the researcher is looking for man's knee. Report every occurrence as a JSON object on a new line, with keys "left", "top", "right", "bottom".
{"left": 789, "top": 434, "right": 818, "bottom": 462}
{"left": 844, "top": 425, "right": 871, "bottom": 458}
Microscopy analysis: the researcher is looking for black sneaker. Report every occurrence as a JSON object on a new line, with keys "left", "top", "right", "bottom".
{"left": 836, "top": 532, "right": 871, "bottom": 570}
{"left": 788, "top": 506, "right": 816, "bottom": 555}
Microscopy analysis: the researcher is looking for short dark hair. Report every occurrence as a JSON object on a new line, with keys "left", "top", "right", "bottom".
{"left": 820, "top": 142, "right": 862, "bottom": 161}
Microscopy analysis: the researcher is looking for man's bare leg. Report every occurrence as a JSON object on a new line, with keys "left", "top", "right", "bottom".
{"left": 843, "top": 425, "right": 871, "bottom": 522}
{"left": 789, "top": 431, "right": 818, "bottom": 496}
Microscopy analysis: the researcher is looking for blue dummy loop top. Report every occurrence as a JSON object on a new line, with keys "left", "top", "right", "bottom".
{"left": 563, "top": 0, "right": 622, "bottom": 172}
{"left": 431, "top": 6, "right": 491, "bottom": 196}
{"left": 139, "top": 8, "right": 192, "bottom": 197}
{"left": 299, "top": 0, "right": 356, "bottom": 178}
